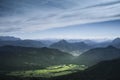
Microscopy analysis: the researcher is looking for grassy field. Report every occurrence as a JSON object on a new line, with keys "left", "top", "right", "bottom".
{"left": 7, "top": 64, "right": 87, "bottom": 78}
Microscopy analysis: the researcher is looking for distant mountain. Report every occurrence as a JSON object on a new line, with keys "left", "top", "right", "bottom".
{"left": 0, "top": 46, "right": 73, "bottom": 71}
{"left": 67, "top": 39, "right": 95, "bottom": 44}
{"left": 0, "top": 36, "right": 21, "bottom": 41}
{"left": 0, "top": 39, "right": 46, "bottom": 48}
{"left": 92, "top": 40, "right": 112, "bottom": 48}
{"left": 76, "top": 46, "right": 120, "bottom": 66}
{"left": 39, "top": 40, "right": 59, "bottom": 46}
{"left": 50, "top": 40, "right": 91, "bottom": 55}
{"left": 111, "top": 37, "right": 120, "bottom": 48}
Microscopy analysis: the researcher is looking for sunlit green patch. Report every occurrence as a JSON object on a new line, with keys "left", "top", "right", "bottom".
{"left": 7, "top": 64, "right": 87, "bottom": 78}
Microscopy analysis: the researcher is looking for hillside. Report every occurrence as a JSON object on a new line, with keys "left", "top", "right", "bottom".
{"left": 76, "top": 46, "right": 120, "bottom": 66}
{"left": 111, "top": 37, "right": 120, "bottom": 48}
{"left": 0, "top": 46, "right": 73, "bottom": 71}
{"left": 2, "top": 58, "right": 120, "bottom": 80}
{"left": 48, "top": 58, "right": 120, "bottom": 80}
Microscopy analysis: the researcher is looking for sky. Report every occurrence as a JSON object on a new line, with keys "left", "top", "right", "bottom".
{"left": 0, "top": 0, "right": 120, "bottom": 39}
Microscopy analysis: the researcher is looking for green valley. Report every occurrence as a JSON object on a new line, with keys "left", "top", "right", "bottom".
{"left": 7, "top": 64, "right": 87, "bottom": 78}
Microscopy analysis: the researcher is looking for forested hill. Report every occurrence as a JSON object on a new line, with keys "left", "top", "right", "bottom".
{"left": 0, "top": 46, "right": 73, "bottom": 71}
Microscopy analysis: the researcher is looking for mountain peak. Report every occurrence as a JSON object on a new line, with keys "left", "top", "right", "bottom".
{"left": 113, "top": 37, "right": 120, "bottom": 42}
{"left": 111, "top": 38, "right": 120, "bottom": 48}
{"left": 106, "top": 45, "right": 116, "bottom": 49}
{"left": 58, "top": 39, "right": 68, "bottom": 44}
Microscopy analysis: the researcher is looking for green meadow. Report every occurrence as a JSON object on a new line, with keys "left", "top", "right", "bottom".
{"left": 7, "top": 64, "right": 87, "bottom": 78}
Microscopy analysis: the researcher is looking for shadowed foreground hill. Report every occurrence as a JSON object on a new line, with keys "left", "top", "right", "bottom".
{"left": 0, "top": 46, "right": 73, "bottom": 71}
{"left": 77, "top": 46, "right": 120, "bottom": 66}
{"left": 1, "top": 58, "right": 120, "bottom": 80}
{"left": 49, "top": 58, "right": 120, "bottom": 80}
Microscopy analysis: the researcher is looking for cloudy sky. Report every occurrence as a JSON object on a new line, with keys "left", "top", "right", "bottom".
{"left": 0, "top": 0, "right": 120, "bottom": 39}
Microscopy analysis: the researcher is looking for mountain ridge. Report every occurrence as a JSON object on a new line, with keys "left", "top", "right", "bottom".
{"left": 50, "top": 40, "right": 91, "bottom": 55}
{"left": 76, "top": 45, "right": 120, "bottom": 66}
{"left": 0, "top": 46, "right": 73, "bottom": 71}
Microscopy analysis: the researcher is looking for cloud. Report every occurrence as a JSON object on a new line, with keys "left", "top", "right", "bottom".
{"left": 0, "top": 0, "right": 120, "bottom": 34}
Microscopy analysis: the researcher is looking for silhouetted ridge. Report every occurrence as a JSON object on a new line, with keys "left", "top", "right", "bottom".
{"left": 50, "top": 58, "right": 120, "bottom": 80}
{"left": 77, "top": 46, "right": 120, "bottom": 66}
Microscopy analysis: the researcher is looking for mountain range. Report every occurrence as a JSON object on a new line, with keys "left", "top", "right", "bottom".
{"left": 0, "top": 36, "right": 21, "bottom": 41}
{"left": 0, "top": 36, "right": 120, "bottom": 51}
{"left": 50, "top": 40, "right": 91, "bottom": 55}
{"left": 0, "top": 36, "right": 120, "bottom": 80}
{"left": 0, "top": 39, "right": 45, "bottom": 48}
{"left": 1, "top": 45, "right": 120, "bottom": 71}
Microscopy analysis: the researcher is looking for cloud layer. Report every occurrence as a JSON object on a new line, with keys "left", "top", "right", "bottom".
{"left": 0, "top": 0, "right": 120, "bottom": 34}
